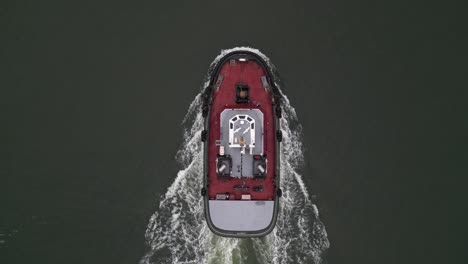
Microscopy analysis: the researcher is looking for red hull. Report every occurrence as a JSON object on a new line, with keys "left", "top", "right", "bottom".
{"left": 207, "top": 60, "right": 276, "bottom": 201}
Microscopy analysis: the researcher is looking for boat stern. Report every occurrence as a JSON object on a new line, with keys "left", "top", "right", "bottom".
{"left": 205, "top": 199, "right": 278, "bottom": 237}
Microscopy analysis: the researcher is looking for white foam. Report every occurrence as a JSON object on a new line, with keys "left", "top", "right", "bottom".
{"left": 141, "top": 47, "right": 329, "bottom": 264}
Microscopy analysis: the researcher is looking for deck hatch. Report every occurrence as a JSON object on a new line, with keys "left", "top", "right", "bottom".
{"left": 236, "top": 83, "right": 250, "bottom": 103}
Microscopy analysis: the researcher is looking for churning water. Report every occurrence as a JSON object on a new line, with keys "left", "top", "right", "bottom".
{"left": 140, "top": 48, "right": 330, "bottom": 264}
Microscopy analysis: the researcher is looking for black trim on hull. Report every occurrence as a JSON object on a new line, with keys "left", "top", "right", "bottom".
{"left": 202, "top": 50, "right": 283, "bottom": 238}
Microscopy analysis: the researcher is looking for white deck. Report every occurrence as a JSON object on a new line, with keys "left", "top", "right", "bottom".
{"left": 208, "top": 201, "right": 274, "bottom": 231}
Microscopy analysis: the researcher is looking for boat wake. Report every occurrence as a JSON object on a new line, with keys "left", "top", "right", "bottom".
{"left": 140, "top": 48, "right": 329, "bottom": 264}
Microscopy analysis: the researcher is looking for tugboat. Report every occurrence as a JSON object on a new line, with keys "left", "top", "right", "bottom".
{"left": 200, "top": 48, "right": 283, "bottom": 237}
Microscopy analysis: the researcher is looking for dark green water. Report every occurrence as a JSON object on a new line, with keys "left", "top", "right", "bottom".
{"left": 1, "top": 0, "right": 465, "bottom": 263}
